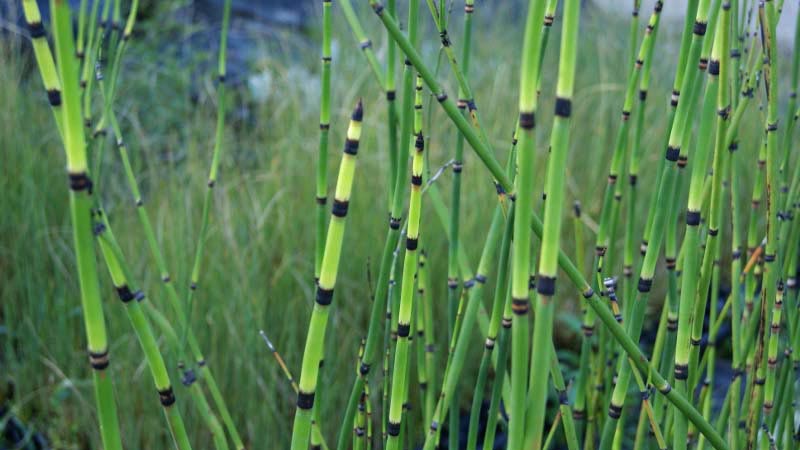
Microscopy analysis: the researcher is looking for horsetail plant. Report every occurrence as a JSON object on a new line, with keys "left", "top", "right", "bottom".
{"left": 178, "top": 2, "right": 248, "bottom": 447}
{"left": 93, "top": 210, "right": 193, "bottom": 450}
{"left": 363, "top": 5, "right": 732, "bottom": 446}
{"left": 316, "top": 0, "right": 333, "bottom": 282}
{"left": 18, "top": 0, "right": 800, "bottom": 448}
{"left": 21, "top": 0, "right": 64, "bottom": 137}
{"left": 186, "top": 0, "right": 232, "bottom": 320}
{"left": 673, "top": 8, "right": 728, "bottom": 450}
{"left": 385, "top": 112, "right": 424, "bottom": 450}
{"left": 291, "top": 100, "right": 364, "bottom": 450}
{"left": 78, "top": 1, "right": 245, "bottom": 447}
{"left": 525, "top": 0, "right": 580, "bottom": 448}
{"left": 421, "top": 201, "right": 506, "bottom": 450}
{"left": 49, "top": 1, "right": 123, "bottom": 448}
{"left": 508, "top": 1, "right": 549, "bottom": 448}
{"left": 445, "top": 1, "right": 472, "bottom": 443}
{"left": 756, "top": 0, "right": 782, "bottom": 433}
{"left": 335, "top": 3, "right": 417, "bottom": 448}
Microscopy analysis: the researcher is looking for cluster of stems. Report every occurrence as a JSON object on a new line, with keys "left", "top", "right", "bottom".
{"left": 25, "top": 0, "right": 800, "bottom": 449}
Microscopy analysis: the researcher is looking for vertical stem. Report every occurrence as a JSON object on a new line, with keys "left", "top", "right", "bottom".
{"left": 316, "top": 0, "right": 332, "bottom": 281}
{"left": 50, "top": 1, "right": 123, "bottom": 448}
{"left": 508, "top": 1, "right": 549, "bottom": 448}
{"left": 525, "top": 0, "right": 580, "bottom": 448}
{"left": 291, "top": 101, "right": 364, "bottom": 450}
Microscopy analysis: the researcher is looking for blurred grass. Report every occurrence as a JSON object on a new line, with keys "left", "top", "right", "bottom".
{"left": 0, "top": 2, "right": 786, "bottom": 448}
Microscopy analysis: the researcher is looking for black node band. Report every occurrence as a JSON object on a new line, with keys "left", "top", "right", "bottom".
{"left": 519, "top": 112, "right": 535, "bottom": 129}
{"left": 512, "top": 297, "right": 529, "bottom": 315}
{"left": 387, "top": 421, "right": 401, "bottom": 436}
{"left": 658, "top": 383, "right": 672, "bottom": 395}
{"left": 360, "top": 363, "right": 370, "bottom": 376}
{"left": 359, "top": 39, "right": 372, "bottom": 50}
{"left": 389, "top": 217, "right": 401, "bottom": 229}
{"left": 159, "top": 387, "right": 176, "bottom": 407}
{"left": 411, "top": 175, "right": 422, "bottom": 186}
{"left": 28, "top": 21, "right": 46, "bottom": 38}
{"left": 436, "top": 93, "right": 448, "bottom": 103}
{"left": 116, "top": 285, "right": 136, "bottom": 303}
{"left": 89, "top": 349, "right": 110, "bottom": 370}
{"left": 764, "top": 254, "right": 776, "bottom": 262}
{"left": 665, "top": 146, "right": 680, "bottom": 161}
{"left": 297, "top": 391, "right": 315, "bottom": 409}
{"left": 344, "top": 138, "right": 360, "bottom": 155}
{"left": 708, "top": 60, "right": 720, "bottom": 75}
{"left": 708, "top": 228, "right": 718, "bottom": 236}
{"left": 332, "top": 200, "right": 349, "bottom": 217}
{"left": 415, "top": 134, "right": 424, "bottom": 151}
{"left": 693, "top": 21, "right": 707, "bottom": 35}
{"left": 397, "top": 323, "right": 411, "bottom": 337}
{"left": 686, "top": 210, "right": 701, "bottom": 226}
{"left": 316, "top": 196, "right": 327, "bottom": 205}
{"left": 639, "top": 90, "right": 647, "bottom": 100}
{"left": 316, "top": 287, "right": 334, "bottom": 305}
{"left": 406, "top": 237, "right": 418, "bottom": 251}
{"left": 554, "top": 97, "right": 572, "bottom": 117}
{"left": 638, "top": 278, "right": 653, "bottom": 293}
{"left": 583, "top": 288, "right": 594, "bottom": 299}
{"left": 69, "top": 172, "right": 93, "bottom": 192}
{"left": 537, "top": 275, "right": 556, "bottom": 296}
{"left": 629, "top": 175, "right": 637, "bottom": 185}
{"left": 474, "top": 273, "right": 487, "bottom": 284}
{"left": 47, "top": 89, "right": 62, "bottom": 106}
{"left": 387, "top": 90, "right": 396, "bottom": 101}
{"left": 767, "top": 122, "right": 778, "bottom": 132}
{"left": 608, "top": 403, "right": 623, "bottom": 419}
{"left": 674, "top": 364, "right": 688, "bottom": 380}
